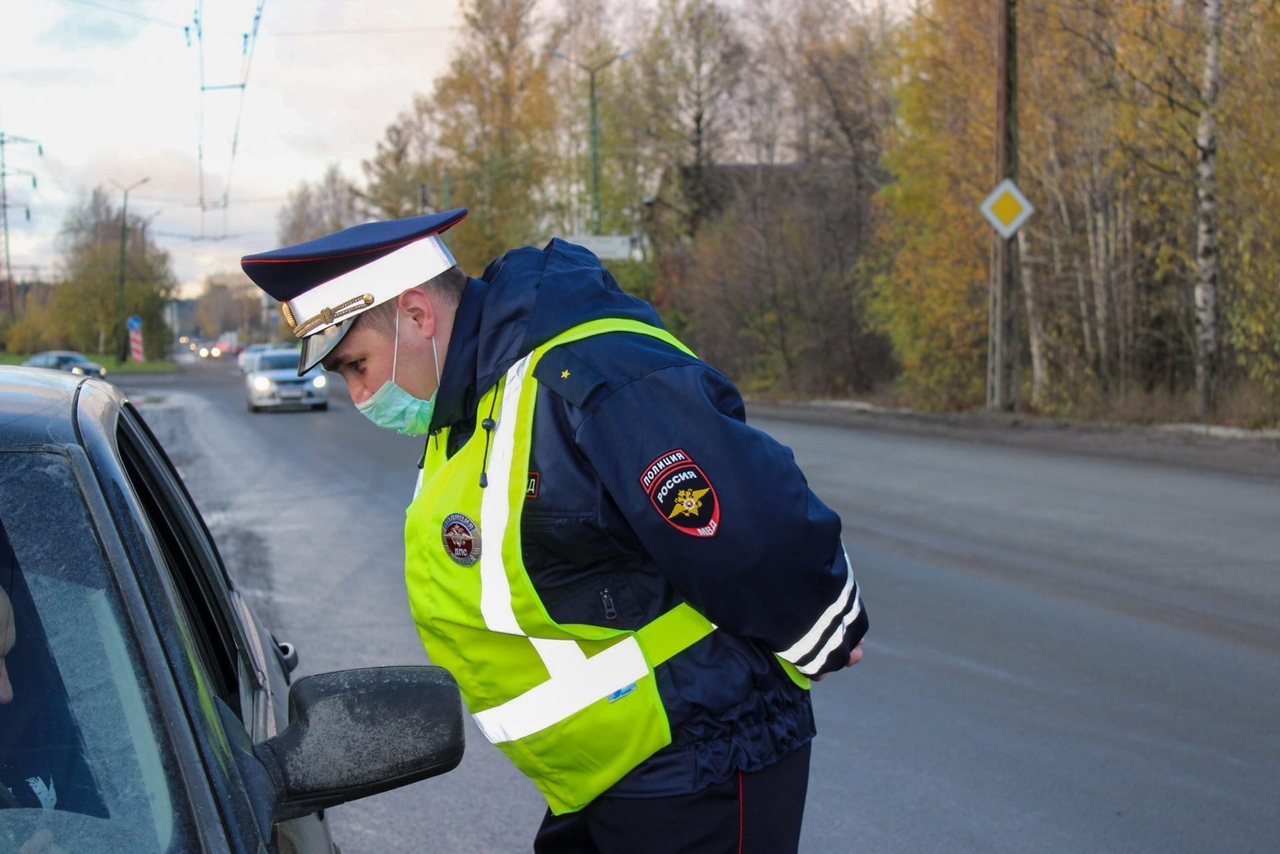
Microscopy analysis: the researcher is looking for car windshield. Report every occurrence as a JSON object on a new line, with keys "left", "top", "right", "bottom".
{"left": 0, "top": 451, "right": 193, "bottom": 853}
{"left": 257, "top": 354, "right": 299, "bottom": 372}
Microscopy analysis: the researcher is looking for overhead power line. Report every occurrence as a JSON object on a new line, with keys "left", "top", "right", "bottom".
{"left": 190, "top": 0, "right": 269, "bottom": 239}
{"left": 264, "top": 26, "right": 459, "bottom": 36}
{"left": 60, "top": 0, "right": 185, "bottom": 28}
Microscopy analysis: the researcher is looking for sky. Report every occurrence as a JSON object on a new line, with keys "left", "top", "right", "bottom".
{"left": 1, "top": 0, "right": 462, "bottom": 297}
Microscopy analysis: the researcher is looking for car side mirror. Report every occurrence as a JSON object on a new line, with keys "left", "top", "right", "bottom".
{"left": 256, "top": 665, "right": 465, "bottom": 822}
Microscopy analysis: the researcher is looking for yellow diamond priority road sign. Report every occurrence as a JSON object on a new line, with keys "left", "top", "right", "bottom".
{"left": 980, "top": 178, "right": 1034, "bottom": 239}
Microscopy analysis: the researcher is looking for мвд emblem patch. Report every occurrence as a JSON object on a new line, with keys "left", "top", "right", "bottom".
{"left": 441, "top": 512, "right": 482, "bottom": 565}
{"left": 640, "top": 449, "right": 720, "bottom": 537}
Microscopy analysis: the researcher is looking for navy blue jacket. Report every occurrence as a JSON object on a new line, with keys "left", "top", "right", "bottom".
{"left": 426, "top": 238, "right": 868, "bottom": 797}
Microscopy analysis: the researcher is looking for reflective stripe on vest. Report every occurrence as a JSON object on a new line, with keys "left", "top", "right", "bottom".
{"left": 476, "top": 321, "right": 705, "bottom": 741}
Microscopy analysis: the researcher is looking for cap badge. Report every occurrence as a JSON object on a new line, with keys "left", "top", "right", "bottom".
{"left": 285, "top": 293, "right": 374, "bottom": 337}
{"left": 441, "top": 512, "right": 482, "bottom": 566}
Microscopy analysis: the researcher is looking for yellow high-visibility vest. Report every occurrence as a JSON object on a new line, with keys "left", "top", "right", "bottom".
{"left": 404, "top": 318, "right": 719, "bottom": 814}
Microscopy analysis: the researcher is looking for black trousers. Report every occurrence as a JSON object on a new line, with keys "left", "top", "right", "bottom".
{"left": 533, "top": 743, "right": 811, "bottom": 854}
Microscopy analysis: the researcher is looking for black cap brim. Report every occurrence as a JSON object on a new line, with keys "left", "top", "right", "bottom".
{"left": 297, "top": 319, "right": 354, "bottom": 375}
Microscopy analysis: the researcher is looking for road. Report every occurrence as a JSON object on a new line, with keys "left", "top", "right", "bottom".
{"left": 115, "top": 356, "right": 1280, "bottom": 853}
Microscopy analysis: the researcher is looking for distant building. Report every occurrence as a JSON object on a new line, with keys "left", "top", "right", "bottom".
{"left": 644, "top": 161, "right": 877, "bottom": 245}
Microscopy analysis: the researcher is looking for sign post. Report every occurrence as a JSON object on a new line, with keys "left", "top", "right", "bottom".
{"left": 127, "top": 315, "right": 144, "bottom": 363}
{"left": 986, "top": 0, "right": 1023, "bottom": 413}
{"left": 562, "top": 234, "right": 633, "bottom": 261}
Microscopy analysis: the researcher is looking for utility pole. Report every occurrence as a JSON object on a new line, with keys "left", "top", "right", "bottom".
{"left": 112, "top": 177, "right": 149, "bottom": 363}
{"left": 551, "top": 49, "right": 631, "bottom": 235}
{"left": 0, "top": 133, "right": 43, "bottom": 322}
{"left": 987, "top": 0, "right": 1020, "bottom": 412}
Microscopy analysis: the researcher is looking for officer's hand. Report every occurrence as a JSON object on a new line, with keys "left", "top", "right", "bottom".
{"left": 812, "top": 641, "right": 864, "bottom": 681}
{"left": 19, "top": 827, "right": 69, "bottom": 854}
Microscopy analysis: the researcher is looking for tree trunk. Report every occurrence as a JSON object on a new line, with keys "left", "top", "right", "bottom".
{"left": 1047, "top": 161, "right": 1095, "bottom": 377}
{"left": 1113, "top": 197, "right": 1129, "bottom": 399}
{"left": 1018, "top": 228, "right": 1048, "bottom": 408}
{"left": 1194, "top": 0, "right": 1222, "bottom": 418}
{"left": 1083, "top": 165, "right": 1112, "bottom": 390}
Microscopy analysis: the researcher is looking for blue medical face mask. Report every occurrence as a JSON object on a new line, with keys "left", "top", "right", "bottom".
{"left": 355, "top": 311, "right": 441, "bottom": 436}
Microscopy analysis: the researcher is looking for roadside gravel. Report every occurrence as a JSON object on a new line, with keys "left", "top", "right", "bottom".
{"left": 746, "top": 399, "right": 1280, "bottom": 481}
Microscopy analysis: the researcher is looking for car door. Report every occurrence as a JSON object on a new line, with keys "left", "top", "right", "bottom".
{"left": 109, "top": 401, "right": 335, "bottom": 853}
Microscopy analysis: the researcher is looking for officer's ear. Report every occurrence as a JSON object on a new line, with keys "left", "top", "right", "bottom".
{"left": 397, "top": 287, "right": 437, "bottom": 339}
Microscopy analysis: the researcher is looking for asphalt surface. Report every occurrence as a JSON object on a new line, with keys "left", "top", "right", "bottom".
{"left": 113, "top": 357, "right": 1280, "bottom": 853}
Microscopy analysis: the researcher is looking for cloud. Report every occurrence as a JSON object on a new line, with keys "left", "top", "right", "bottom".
{"left": 40, "top": 8, "right": 148, "bottom": 51}
{"left": 1, "top": 0, "right": 460, "bottom": 293}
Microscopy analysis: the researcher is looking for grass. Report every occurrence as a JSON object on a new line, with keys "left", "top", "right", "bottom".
{"left": 785, "top": 375, "right": 1280, "bottom": 431}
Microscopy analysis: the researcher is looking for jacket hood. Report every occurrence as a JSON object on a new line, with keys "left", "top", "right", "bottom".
{"left": 431, "top": 238, "right": 663, "bottom": 432}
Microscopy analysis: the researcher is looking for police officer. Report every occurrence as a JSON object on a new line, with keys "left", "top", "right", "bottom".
{"left": 241, "top": 209, "right": 868, "bottom": 853}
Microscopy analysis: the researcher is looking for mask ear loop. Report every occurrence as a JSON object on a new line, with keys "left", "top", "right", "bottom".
{"left": 431, "top": 335, "right": 440, "bottom": 388}
{"left": 391, "top": 309, "right": 401, "bottom": 385}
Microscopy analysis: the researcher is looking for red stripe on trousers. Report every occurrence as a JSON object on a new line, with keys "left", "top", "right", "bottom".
{"left": 738, "top": 770, "right": 745, "bottom": 854}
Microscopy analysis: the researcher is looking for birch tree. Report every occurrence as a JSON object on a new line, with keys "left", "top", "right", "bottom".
{"left": 1193, "top": 0, "right": 1222, "bottom": 416}
{"left": 277, "top": 165, "right": 361, "bottom": 245}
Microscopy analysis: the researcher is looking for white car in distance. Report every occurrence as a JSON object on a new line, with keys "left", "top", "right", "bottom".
{"left": 244, "top": 348, "right": 329, "bottom": 412}
{"left": 238, "top": 343, "right": 273, "bottom": 372}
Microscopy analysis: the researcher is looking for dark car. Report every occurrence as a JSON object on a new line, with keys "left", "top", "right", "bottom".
{"left": 21, "top": 350, "right": 108, "bottom": 378}
{"left": 0, "top": 367, "right": 464, "bottom": 853}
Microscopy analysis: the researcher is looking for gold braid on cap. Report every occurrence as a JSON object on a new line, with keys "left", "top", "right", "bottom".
{"left": 284, "top": 294, "right": 375, "bottom": 338}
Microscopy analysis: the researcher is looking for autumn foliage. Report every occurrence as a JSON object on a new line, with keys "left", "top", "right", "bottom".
{"left": 278, "top": 0, "right": 1278, "bottom": 423}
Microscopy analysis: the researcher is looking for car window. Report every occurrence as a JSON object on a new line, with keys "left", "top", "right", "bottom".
{"left": 114, "top": 408, "right": 253, "bottom": 717}
{"left": 0, "top": 451, "right": 195, "bottom": 852}
{"left": 256, "top": 354, "right": 298, "bottom": 372}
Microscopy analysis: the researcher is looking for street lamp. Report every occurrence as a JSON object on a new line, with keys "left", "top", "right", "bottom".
{"left": 551, "top": 49, "right": 631, "bottom": 235}
{"left": 1, "top": 132, "right": 43, "bottom": 323}
{"left": 112, "top": 176, "right": 149, "bottom": 363}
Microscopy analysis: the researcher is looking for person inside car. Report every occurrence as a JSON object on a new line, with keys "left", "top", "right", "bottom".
{"left": 0, "top": 519, "right": 107, "bottom": 818}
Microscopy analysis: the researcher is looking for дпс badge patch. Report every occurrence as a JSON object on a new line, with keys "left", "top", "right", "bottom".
{"left": 442, "top": 512, "right": 482, "bottom": 565}
{"left": 640, "top": 449, "right": 720, "bottom": 537}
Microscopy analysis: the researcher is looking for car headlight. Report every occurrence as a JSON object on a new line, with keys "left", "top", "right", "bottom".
{"left": 312, "top": 375, "right": 327, "bottom": 389}
{"left": 211, "top": 347, "right": 222, "bottom": 358}
{"left": 71, "top": 366, "right": 86, "bottom": 375}
{"left": 253, "top": 376, "right": 273, "bottom": 391}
